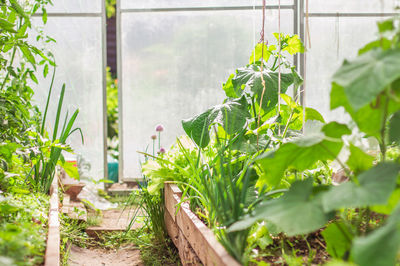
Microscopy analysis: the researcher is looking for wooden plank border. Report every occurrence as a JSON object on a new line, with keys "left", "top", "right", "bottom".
{"left": 164, "top": 183, "right": 241, "bottom": 266}
{"left": 45, "top": 175, "right": 60, "bottom": 266}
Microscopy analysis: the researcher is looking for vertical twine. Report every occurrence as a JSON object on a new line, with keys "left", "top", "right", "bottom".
{"left": 278, "top": 0, "right": 281, "bottom": 135}
{"left": 253, "top": 0, "right": 256, "bottom": 64}
{"left": 256, "top": 0, "right": 267, "bottom": 150}
{"left": 303, "top": 0, "right": 310, "bottom": 132}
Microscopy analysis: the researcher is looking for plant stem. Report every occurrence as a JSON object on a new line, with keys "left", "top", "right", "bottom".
{"left": 158, "top": 132, "right": 160, "bottom": 150}
{"left": 271, "top": 56, "right": 279, "bottom": 70}
{"left": 365, "top": 207, "right": 372, "bottom": 234}
{"left": 152, "top": 139, "right": 155, "bottom": 157}
{"left": 251, "top": 96, "right": 257, "bottom": 121}
{"left": 320, "top": 142, "right": 351, "bottom": 177}
{"left": 0, "top": 18, "right": 22, "bottom": 91}
{"left": 0, "top": 46, "right": 17, "bottom": 91}
{"left": 272, "top": 62, "right": 284, "bottom": 72}
{"left": 282, "top": 109, "right": 295, "bottom": 138}
{"left": 380, "top": 92, "right": 390, "bottom": 161}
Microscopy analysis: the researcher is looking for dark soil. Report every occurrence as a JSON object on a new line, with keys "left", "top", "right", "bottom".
{"left": 253, "top": 230, "right": 329, "bottom": 265}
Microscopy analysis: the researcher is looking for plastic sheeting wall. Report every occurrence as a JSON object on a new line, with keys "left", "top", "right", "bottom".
{"left": 304, "top": 0, "right": 397, "bottom": 122}
{"left": 119, "top": 2, "right": 295, "bottom": 179}
{"left": 32, "top": 1, "right": 106, "bottom": 180}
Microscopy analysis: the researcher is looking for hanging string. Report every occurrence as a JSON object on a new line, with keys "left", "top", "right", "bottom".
{"left": 303, "top": 0, "right": 310, "bottom": 132}
{"left": 335, "top": 13, "right": 340, "bottom": 59}
{"left": 256, "top": 0, "right": 267, "bottom": 150}
{"left": 253, "top": 0, "right": 256, "bottom": 64}
{"left": 277, "top": 0, "right": 282, "bottom": 135}
{"left": 305, "top": 0, "right": 311, "bottom": 48}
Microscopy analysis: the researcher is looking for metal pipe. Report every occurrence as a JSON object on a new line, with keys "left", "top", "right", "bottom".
{"left": 299, "top": 0, "right": 305, "bottom": 106}
{"left": 101, "top": 0, "right": 108, "bottom": 181}
{"left": 308, "top": 12, "right": 397, "bottom": 17}
{"left": 116, "top": 0, "right": 124, "bottom": 181}
{"left": 120, "top": 5, "right": 295, "bottom": 13}
{"left": 32, "top": 13, "right": 102, "bottom": 17}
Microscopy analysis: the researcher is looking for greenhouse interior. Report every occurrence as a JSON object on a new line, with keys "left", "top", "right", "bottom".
{"left": 1, "top": 0, "right": 400, "bottom": 265}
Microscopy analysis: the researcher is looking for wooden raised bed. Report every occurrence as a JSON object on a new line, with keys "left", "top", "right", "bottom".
{"left": 164, "top": 183, "right": 241, "bottom": 266}
{"left": 44, "top": 175, "right": 60, "bottom": 266}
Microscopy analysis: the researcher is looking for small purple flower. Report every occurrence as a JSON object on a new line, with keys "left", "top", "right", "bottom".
{"left": 157, "top": 147, "right": 166, "bottom": 154}
{"left": 155, "top": 124, "right": 164, "bottom": 132}
{"left": 151, "top": 135, "right": 157, "bottom": 140}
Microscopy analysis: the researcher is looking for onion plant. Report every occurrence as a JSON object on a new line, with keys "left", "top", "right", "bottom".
{"left": 28, "top": 67, "right": 83, "bottom": 193}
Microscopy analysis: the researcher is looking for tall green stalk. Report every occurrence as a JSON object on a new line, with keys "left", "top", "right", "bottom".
{"left": 30, "top": 77, "right": 83, "bottom": 193}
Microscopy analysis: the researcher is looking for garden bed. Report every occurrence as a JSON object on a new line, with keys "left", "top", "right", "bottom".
{"left": 164, "top": 183, "right": 240, "bottom": 266}
{"left": 44, "top": 175, "right": 60, "bottom": 266}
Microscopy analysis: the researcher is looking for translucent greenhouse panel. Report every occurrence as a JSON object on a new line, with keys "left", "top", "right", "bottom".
{"left": 46, "top": 0, "right": 101, "bottom": 13}
{"left": 121, "top": 0, "right": 293, "bottom": 9}
{"left": 305, "top": 16, "right": 385, "bottom": 122}
{"left": 31, "top": 17, "right": 105, "bottom": 180}
{"left": 308, "top": 0, "right": 397, "bottom": 13}
{"left": 120, "top": 10, "right": 294, "bottom": 179}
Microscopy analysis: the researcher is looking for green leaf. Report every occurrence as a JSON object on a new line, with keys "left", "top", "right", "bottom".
{"left": 19, "top": 44, "right": 36, "bottom": 66}
{"left": 322, "top": 222, "right": 353, "bottom": 259}
{"left": 29, "top": 71, "right": 38, "bottom": 84}
{"left": 221, "top": 64, "right": 294, "bottom": 113}
{"left": 0, "top": 143, "right": 20, "bottom": 163}
{"left": 230, "top": 179, "right": 331, "bottom": 236}
{"left": 346, "top": 144, "right": 374, "bottom": 174}
{"left": 280, "top": 93, "right": 296, "bottom": 109}
{"left": 58, "top": 160, "right": 79, "bottom": 180}
{"left": 256, "top": 122, "right": 350, "bottom": 187}
{"left": 305, "top": 107, "right": 325, "bottom": 123}
{"left": 273, "top": 95, "right": 324, "bottom": 131}
{"left": 291, "top": 67, "right": 304, "bottom": 95}
{"left": 43, "top": 64, "right": 49, "bottom": 78}
{"left": 9, "top": 0, "right": 28, "bottom": 20}
{"left": 330, "top": 83, "right": 394, "bottom": 139}
{"left": 222, "top": 74, "right": 237, "bottom": 98}
{"left": 42, "top": 8, "right": 47, "bottom": 24}
{"left": 389, "top": 111, "right": 400, "bottom": 144}
{"left": 371, "top": 188, "right": 400, "bottom": 215}
{"left": 282, "top": 35, "right": 305, "bottom": 55}
{"left": 352, "top": 204, "right": 400, "bottom": 266}
{"left": 182, "top": 96, "right": 250, "bottom": 148}
{"left": 333, "top": 49, "right": 400, "bottom": 110}
{"left": 16, "top": 22, "right": 28, "bottom": 38}
{"left": 0, "top": 18, "right": 17, "bottom": 33}
{"left": 247, "top": 223, "right": 273, "bottom": 250}
{"left": 322, "top": 163, "right": 400, "bottom": 212}
{"left": 377, "top": 19, "right": 394, "bottom": 33}
{"left": 249, "top": 43, "right": 273, "bottom": 64}
{"left": 358, "top": 39, "right": 392, "bottom": 55}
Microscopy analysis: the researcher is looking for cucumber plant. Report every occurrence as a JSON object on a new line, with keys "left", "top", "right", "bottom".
{"left": 230, "top": 17, "right": 400, "bottom": 266}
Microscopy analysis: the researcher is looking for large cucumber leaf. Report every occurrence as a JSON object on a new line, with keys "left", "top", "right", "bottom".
{"left": 256, "top": 121, "right": 350, "bottom": 187}
{"left": 182, "top": 96, "right": 250, "bottom": 148}
{"left": 322, "top": 162, "right": 400, "bottom": 212}
{"left": 389, "top": 111, "right": 400, "bottom": 144}
{"left": 222, "top": 64, "right": 294, "bottom": 114}
{"left": 229, "top": 179, "right": 332, "bottom": 236}
{"left": 332, "top": 48, "right": 400, "bottom": 111}
{"left": 346, "top": 144, "right": 374, "bottom": 175}
{"left": 352, "top": 204, "right": 400, "bottom": 266}
{"left": 322, "top": 222, "right": 353, "bottom": 259}
{"left": 330, "top": 83, "right": 399, "bottom": 139}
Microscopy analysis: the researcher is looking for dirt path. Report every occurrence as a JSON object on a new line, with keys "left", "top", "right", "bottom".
{"left": 67, "top": 207, "right": 144, "bottom": 265}
{"left": 68, "top": 244, "right": 143, "bottom": 266}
